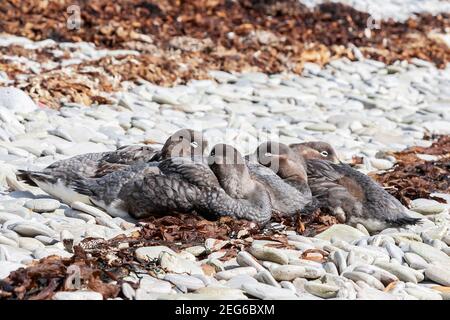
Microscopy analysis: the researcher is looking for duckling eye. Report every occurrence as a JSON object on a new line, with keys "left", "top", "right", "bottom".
{"left": 190, "top": 141, "right": 199, "bottom": 148}
{"left": 320, "top": 151, "right": 329, "bottom": 157}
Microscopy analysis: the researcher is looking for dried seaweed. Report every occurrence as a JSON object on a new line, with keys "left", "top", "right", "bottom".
{"left": 373, "top": 136, "right": 450, "bottom": 206}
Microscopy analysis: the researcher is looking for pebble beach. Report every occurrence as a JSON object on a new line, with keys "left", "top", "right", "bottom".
{"left": 0, "top": 0, "right": 450, "bottom": 300}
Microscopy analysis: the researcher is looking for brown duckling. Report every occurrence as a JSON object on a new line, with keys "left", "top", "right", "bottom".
{"left": 297, "top": 143, "right": 420, "bottom": 233}
{"left": 247, "top": 141, "right": 317, "bottom": 216}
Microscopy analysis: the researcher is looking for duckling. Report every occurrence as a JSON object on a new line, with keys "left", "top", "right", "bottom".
{"left": 299, "top": 145, "right": 420, "bottom": 233}
{"left": 71, "top": 145, "right": 272, "bottom": 225}
{"left": 246, "top": 141, "right": 315, "bottom": 216}
{"left": 19, "top": 129, "right": 207, "bottom": 204}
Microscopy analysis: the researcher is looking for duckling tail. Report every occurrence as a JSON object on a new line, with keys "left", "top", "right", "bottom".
{"left": 69, "top": 179, "right": 96, "bottom": 197}
{"left": 389, "top": 216, "right": 422, "bottom": 227}
{"left": 17, "top": 170, "right": 53, "bottom": 186}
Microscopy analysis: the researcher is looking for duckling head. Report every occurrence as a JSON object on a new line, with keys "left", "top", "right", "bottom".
{"left": 160, "top": 128, "right": 208, "bottom": 160}
{"left": 290, "top": 141, "right": 339, "bottom": 163}
{"left": 255, "top": 141, "right": 308, "bottom": 183}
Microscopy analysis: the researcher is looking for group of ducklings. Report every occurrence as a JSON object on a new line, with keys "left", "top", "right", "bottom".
{"left": 19, "top": 129, "right": 420, "bottom": 233}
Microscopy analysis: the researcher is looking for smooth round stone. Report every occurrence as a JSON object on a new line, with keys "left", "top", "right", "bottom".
{"left": 139, "top": 276, "right": 172, "bottom": 294}
{"left": 53, "top": 291, "right": 103, "bottom": 300}
{"left": 315, "top": 224, "right": 366, "bottom": 243}
{"left": 248, "top": 246, "right": 289, "bottom": 265}
{"left": 304, "top": 282, "right": 340, "bottom": 299}
{"left": 226, "top": 274, "right": 258, "bottom": 289}
{"left": 374, "top": 261, "right": 423, "bottom": 283}
{"left": 10, "top": 221, "right": 56, "bottom": 238}
{"left": 425, "top": 264, "right": 450, "bottom": 286}
{"left": 305, "top": 123, "right": 336, "bottom": 132}
{"left": 135, "top": 246, "right": 176, "bottom": 262}
{"left": 370, "top": 158, "right": 394, "bottom": 170}
{"left": 0, "top": 235, "right": 18, "bottom": 247}
{"left": 24, "top": 199, "right": 61, "bottom": 213}
{"left": 18, "top": 237, "right": 45, "bottom": 251}
{"left": 410, "top": 199, "right": 446, "bottom": 215}
{"left": 0, "top": 87, "right": 37, "bottom": 113}
{"left": 33, "top": 247, "right": 72, "bottom": 259}
{"left": 242, "top": 282, "right": 298, "bottom": 300}
{"left": 271, "top": 265, "right": 324, "bottom": 281}
{"left": 404, "top": 252, "right": 429, "bottom": 270}
{"left": 236, "top": 251, "right": 264, "bottom": 271}
{"left": 254, "top": 269, "right": 280, "bottom": 287}
{"left": 408, "top": 241, "right": 450, "bottom": 267}
{"left": 342, "top": 271, "right": 385, "bottom": 291}
{"left": 189, "top": 287, "right": 248, "bottom": 300}
{"left": 160, "top": 252, "right": 203, "bottom": 275}
{"left": 183, "top": 245, "right": 206, "bottom": 257}
{"left": 404, "top": 286, "right": 443, "bottom": 300}
{"left": 215, "top": 267, "right": 257, "bottom": 281}
{"left": 122, "top": 282, "right": 136, "bottom": 300}
{"left": 164, "top": 274, "right": 204, "bottom": 291}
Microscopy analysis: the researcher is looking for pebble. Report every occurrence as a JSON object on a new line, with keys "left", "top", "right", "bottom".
{"left": 9, "top": 221, "right": 56, "bottom": 238}
{"left": 410, "top": 199, "right": 446, "bottom": 215}
{"left": 370, "top": 158, "right": 394, "bottom": 170}
{"left": 236, "top": 251, "right": 264, "bottom": 271}
{"left": 160, "top": 252, "right": 203, "bottom": 275}
{"left": 404, "top": 252, "right": 429, "bottom": 269}
{"left": 164, "top": 274, "right": 203, "bottom": 291}
{"left": 342, "top": 271, "right": 385, "bottom": 290}
{"left": 249, "top": 245, "right": 289, "bottom": 265}
{"left": 135, "top": 246, "right": 176, "bottom": 262}
{"left": 226, "top": 274, "right": 258, "bottom": 290}
{"left": 304, "top": 282, "right": 340, "bottom": 299}
{"left": 374, "top": 261, "right": 423, "bottom": 283}
{"left": 315, "top": 224, "right": 366, "bottom": 243}
{"left": 18, "top": 237, "right": 45, "bottom": 251}
{"left": 425, "top": 264, "right": 450, "bottom": 286}
{"left": 53, "top": 291, "right": 103, "bottom": 300}
{"left": 242, "top": 282, "right": 299, "bottom": 300}
{"left": 121, "top": 282, "right": 136, "bottom": 300}
{"left": 270, "top": 265, "right": 324, "bottom": 281}
{"left": 23, "top": 197, "right": 58, "bottom": 213}
{"left": 254, "top": 269, "right": 281, "bottom": 287}
{"left": 215, "top": 267, "right": 258, "bottom": 281}
{"left": 0, "top": 87, "right": 37, "bottom": 113}
{"left": 408, "top": 241, "right": 450, "bottom": 268}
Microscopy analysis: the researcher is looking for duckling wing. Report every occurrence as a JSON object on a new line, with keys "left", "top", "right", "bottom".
{"left": 306, "top": 159, "right": 364, "bottom": 219}
{"left": 158, "top": 157, "right": 219, "bottom": 188}
{"left": 118, "top": 172, "right": 201, "bottom": 219}
{"left": 247, "top": 162, "right": 309, "bottom": 216}
{"left": 99, "top": 145, "right": 159, "bottom": 165}
{"left": 70, "top": 163, "right": 160, "bottom": 203}
{"left": 94, "top": 145, "right": 160, "bottom": 177}
{"left": 44, "top": 151, "right": 108, "bottom": 177}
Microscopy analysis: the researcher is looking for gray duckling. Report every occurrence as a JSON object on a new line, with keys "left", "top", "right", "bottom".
{"left": 19, "top": 128, "right": 207, "bottom": 204}
{"left": 246, "top": 141, "right": 316, "bottom": 216}
{"left": 293, "top": 143, "right": 420, "bottom": 233}
{"left": 71, "top": 144, "right": 272, "bottom": 225}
